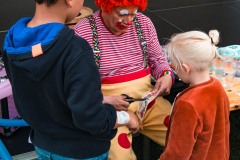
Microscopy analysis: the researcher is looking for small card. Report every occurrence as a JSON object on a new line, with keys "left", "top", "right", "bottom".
{"left": 137, "top": 91, "right": 158, "bottom": 121}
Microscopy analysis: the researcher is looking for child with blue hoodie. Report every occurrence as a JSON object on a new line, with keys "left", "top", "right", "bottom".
{"left": 2, "top": 0, "right": 139, "bottom": 159}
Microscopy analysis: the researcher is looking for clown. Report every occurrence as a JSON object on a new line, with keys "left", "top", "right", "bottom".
{"left": 74, "top": 0, "right": 174, "bottom": 159}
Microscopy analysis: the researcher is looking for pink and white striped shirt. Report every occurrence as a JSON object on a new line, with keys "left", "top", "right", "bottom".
{"left": 74, "top": 10, "right": 171, "bottom": 80}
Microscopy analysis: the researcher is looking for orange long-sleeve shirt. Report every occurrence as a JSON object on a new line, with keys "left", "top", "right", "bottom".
{"left": 160, "top": 77, "right": 230, "bottom": 160}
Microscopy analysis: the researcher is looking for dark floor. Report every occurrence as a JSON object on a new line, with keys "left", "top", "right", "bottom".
{"left": 0, "top": 0, "right": 240, "bottom": 158}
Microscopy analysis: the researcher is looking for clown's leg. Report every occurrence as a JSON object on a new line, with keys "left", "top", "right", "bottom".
{"left": 108, "top": 126, "right": 137, "bottom": 160}
{"left": 140, "top": 96, "right": 171, "bottom": 146}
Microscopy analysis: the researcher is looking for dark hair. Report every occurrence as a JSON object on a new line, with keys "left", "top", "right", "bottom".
{"left": 35, "top": 0, "right": 59, "bottom": 6}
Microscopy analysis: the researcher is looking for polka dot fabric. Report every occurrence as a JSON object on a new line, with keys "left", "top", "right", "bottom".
{"left": 101, "top": 75, "right": 172, "bottom": 159}
{"left": 118, "top": 133, "right": 131, "bottom": 149}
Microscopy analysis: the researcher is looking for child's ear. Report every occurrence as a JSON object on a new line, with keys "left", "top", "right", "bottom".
{"left": 65, "top": 0, "right": 73, "bottom": 7}
{"left": 182, "top": 63, "right": 190, "bottom": 74}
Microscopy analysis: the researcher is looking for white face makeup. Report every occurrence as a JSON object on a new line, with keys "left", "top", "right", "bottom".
{"left": 119, "top": 9, "right": 138, "bottom": 16}
{"left": 101, "top": 6, "right": 138, "bottom": 35}
{"left": 119, "top": 9, "right": 129, "bottom": 15}
{"left": 118, "top": 9, "right": 137, "bottom": 22}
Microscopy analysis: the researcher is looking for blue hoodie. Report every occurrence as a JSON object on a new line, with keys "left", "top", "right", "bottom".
{"left": 2, "top": 17, "right": 117, "bottom": 159}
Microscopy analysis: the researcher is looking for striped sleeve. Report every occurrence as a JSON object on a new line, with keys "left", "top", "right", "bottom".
{"left": 141, "top": 14, "right": 172, "bottom": 80}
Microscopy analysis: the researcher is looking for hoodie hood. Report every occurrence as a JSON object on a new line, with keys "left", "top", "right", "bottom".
{"left": 2, "top": 17, "right": 74, "bottom": 81}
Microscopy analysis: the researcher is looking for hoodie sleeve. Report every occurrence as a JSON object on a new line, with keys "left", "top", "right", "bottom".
{"left": 64, "top": 40, "right": 117, "bottom": 136}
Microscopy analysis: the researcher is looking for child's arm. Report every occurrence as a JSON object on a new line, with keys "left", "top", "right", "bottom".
{"left": 160, "top": 100, "right": 202, "bottom": 160}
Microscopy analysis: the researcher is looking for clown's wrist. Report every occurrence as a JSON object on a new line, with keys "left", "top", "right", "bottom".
{"left": 162, "top": 70, "right": 175, "bottom": 84}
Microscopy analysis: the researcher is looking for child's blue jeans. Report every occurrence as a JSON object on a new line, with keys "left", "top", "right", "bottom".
{"left": 35, "top": 146, "right": 108, "bottom": 160}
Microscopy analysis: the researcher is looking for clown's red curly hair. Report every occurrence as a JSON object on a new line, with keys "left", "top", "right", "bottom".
{"left": 95, "top": 0, "right": 148, "bottom": 13}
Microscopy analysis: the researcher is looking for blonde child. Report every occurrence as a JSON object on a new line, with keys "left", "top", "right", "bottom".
{"left": 160, "top": 30, "right": 230, "bottom": 160}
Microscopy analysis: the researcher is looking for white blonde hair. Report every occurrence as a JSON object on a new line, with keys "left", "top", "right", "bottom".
{"left": 166, "top": 30, "right": 220, "bottom": 72}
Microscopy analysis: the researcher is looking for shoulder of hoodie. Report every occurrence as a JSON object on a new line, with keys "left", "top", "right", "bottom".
{"left": 64, "top": 27, "right": 92, "bottom": 52}
{"left": 50, "top": 27, "right": 95, "bottom": 71}
{"left": 60, "top": 27, "right": 93, "bottom": 59}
